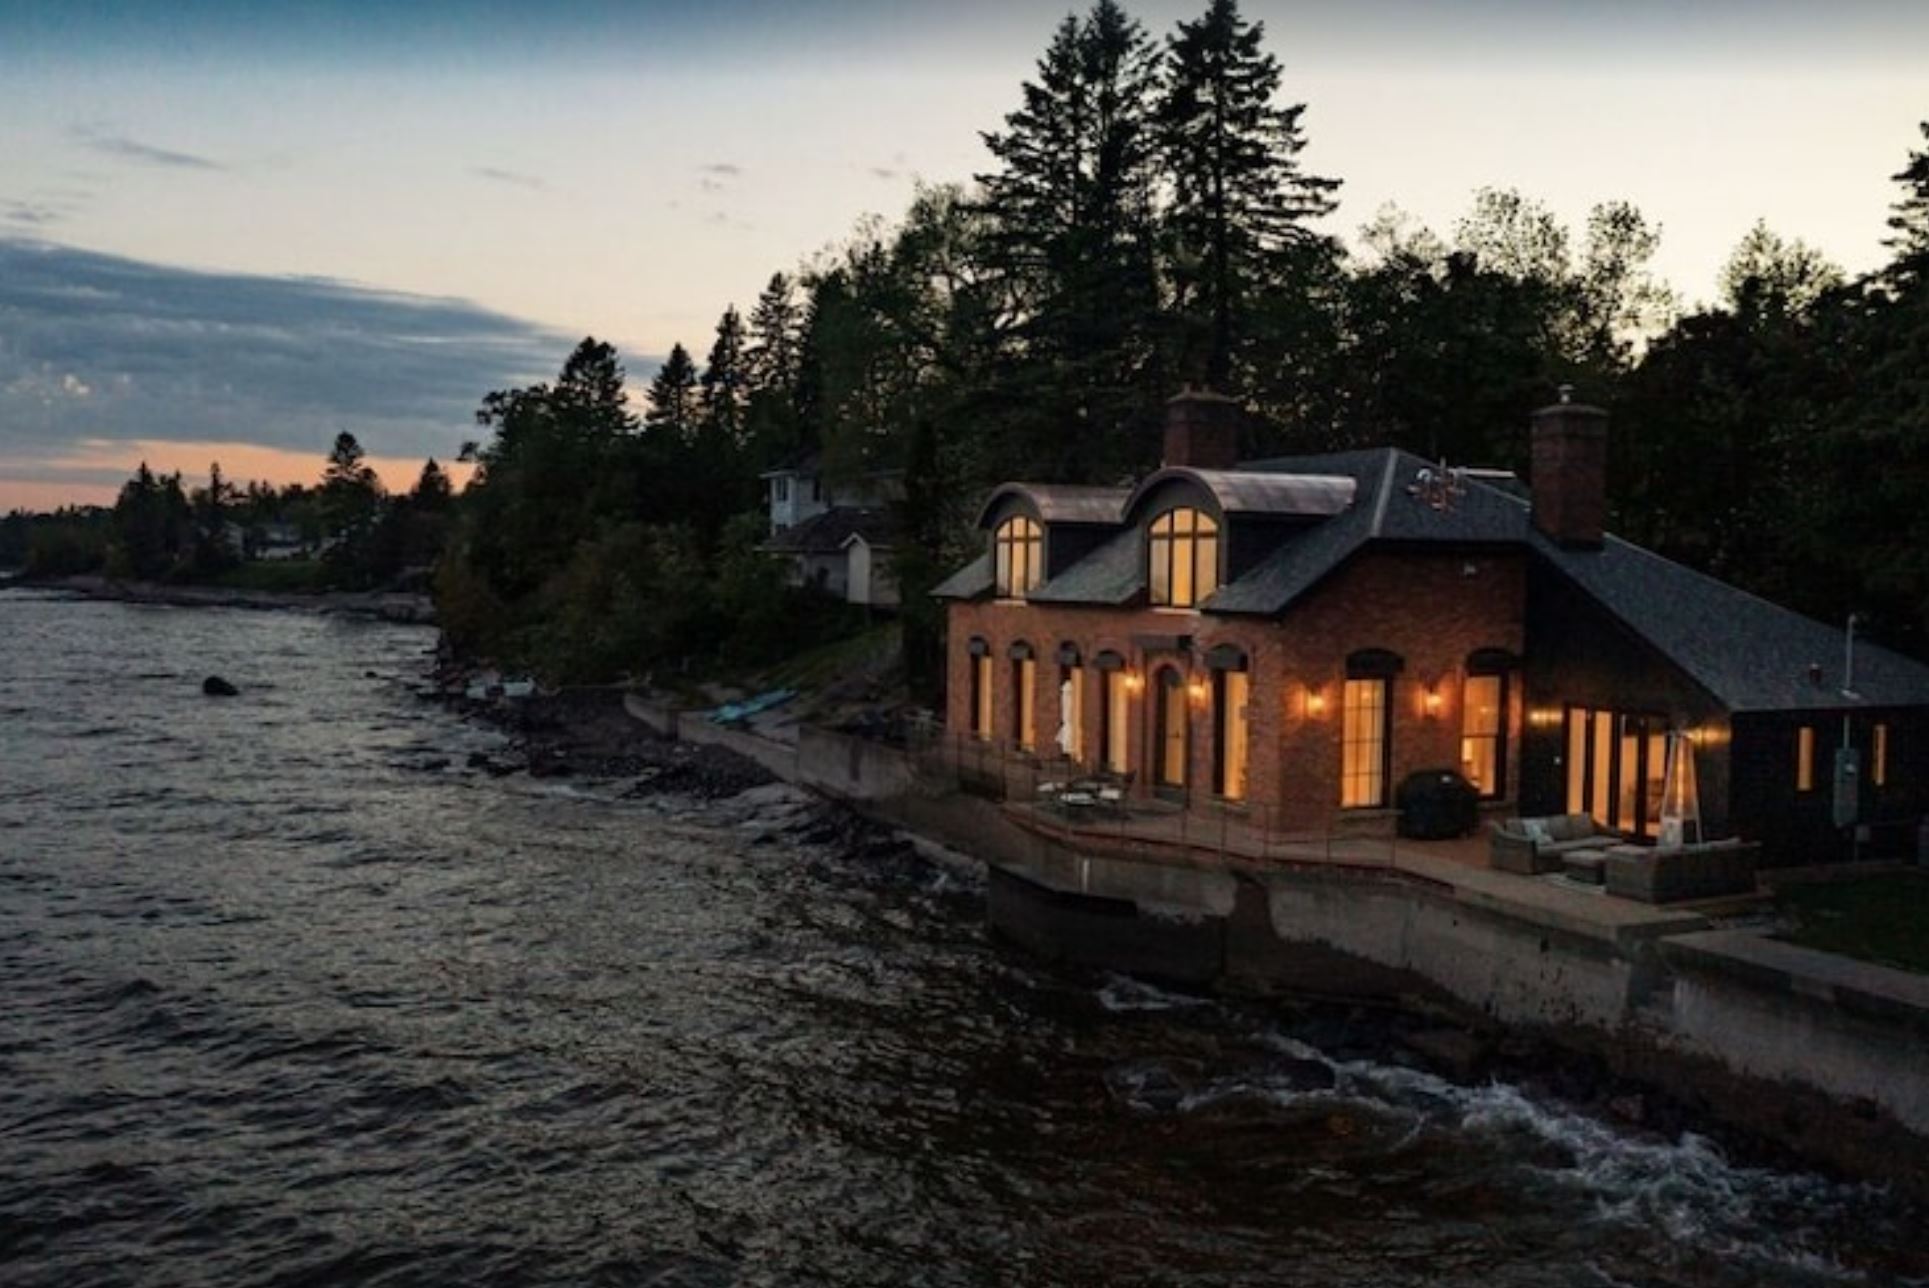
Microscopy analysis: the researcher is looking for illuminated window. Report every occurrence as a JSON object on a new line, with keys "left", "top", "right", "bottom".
{"left": 1060, "top": 662, "right": 1085, "bottom": 762}
{"left": 1874, "top": 723, "right": 1888, "bottom": 788}
{"left": 1459, "top": 673, "right": 1505, "bottom": 798}
{"left": 1341, "top": 678, "right": 1388, "bottom": 808}
{"left": 1102, "top": 668, "right": 1131, "bottom": 774}
{"left": 1797, "top": 726, "right": 1815, "bottom": 792}
{"left": 1148, "top": 508, "right": 1220, "bottom": 608}
{"left": 994, "top": 516, "right": 1043, "bottom": 598}
{"left": 1013, "top": 652, "right": 1036, "bottom": 751}
{"left": 1565, "top": 706, "right": 1588, "bottom": 815}
{"left": 969, "top": 645, "right": 992, "bottom": 740}
{"left": 1215, "top": 668, "right": 1250, "bottom": 801}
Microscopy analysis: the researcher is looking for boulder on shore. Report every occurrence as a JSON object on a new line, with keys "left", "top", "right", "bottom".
{"left": 202, "top": 676, "right": 239, "bottom": 697}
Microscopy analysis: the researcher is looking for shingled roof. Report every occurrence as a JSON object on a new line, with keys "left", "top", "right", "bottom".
{"left": 939, "top": 440, "right": 1929, "bottom": 713}
{"left": 765, "top": 507, "right": 896, "bottom": 555}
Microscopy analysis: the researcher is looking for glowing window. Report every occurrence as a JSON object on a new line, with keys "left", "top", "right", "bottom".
{"left": 1797, "top": 726, "right": 1815, "bottom": 792}
{"left": 1013, "top": 654, "right": 1036, "bottom": 751}
{"left": 970, "top": 653, "right": 993, "bottom": 740}
{"left": 1148, "top": 508, "right": 1220, "bottom": 608}
{"left": 1874, "top": 723, "right": 1889, "bottom": 788}
{"left": 994, "top": 516, "right": 1043, "bottom": 598}
{"left": 1341, "top": 678, "right": 1388, "bottom": 808}
{"left": 1459, "top": 674, "right": 1505, "bottom": 798}
{"left": 1216, "top": 669, "right": 1250, "bottom": 801}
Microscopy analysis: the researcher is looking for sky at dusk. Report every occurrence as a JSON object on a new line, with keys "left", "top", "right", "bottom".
{"left": 2, "top": 0, "right": 1926, "bottom": 508}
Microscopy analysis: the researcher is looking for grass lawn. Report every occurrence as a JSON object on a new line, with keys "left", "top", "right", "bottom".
{"left": 1777, "top": 872, "right": 1929, "bottom": 974}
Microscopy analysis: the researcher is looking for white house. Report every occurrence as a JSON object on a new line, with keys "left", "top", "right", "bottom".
{"left": 760, "top": 452, "right": 901, "bottom": 608}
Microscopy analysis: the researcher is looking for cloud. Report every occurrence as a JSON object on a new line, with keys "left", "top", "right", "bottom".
{"left": 696, "top": 162, "right": 741, "bottom": 177}
{"left": 71, "top": 124, "right": 225, "bottom": 172}
{"left": 698, "top": 176, "right": 727, "bottom": 193}
{"left": 0, "top": 239, "right": 585, "bottom": 496}
{"left": 868, "top": 166, "right": 899, "bottom": 181}
{"left": 472, "top": 165, "right": 544, "bottom": 190}
{"left": 3, "top": 201, "right": 65, "bottom": 227}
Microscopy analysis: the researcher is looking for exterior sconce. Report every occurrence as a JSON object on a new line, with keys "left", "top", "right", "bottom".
{"left": 1187, "top": 678, "right": 1210, "bottom": 705}
{"left": 1124, "top": 671, "right": 1144, "bottom": 694}
{"left": 1304, "top": 687, "right": 1327, "bottom": 717}
{"left": 1423, "top": 687, "right": 1443, "bottom": 718}
{"left": 1528, "top": 708, "right": 1561, "bottom": 729}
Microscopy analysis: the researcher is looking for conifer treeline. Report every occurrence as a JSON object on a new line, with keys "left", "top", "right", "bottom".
{"left": 432, "top": 0, "right": 1929, "bottom": 690}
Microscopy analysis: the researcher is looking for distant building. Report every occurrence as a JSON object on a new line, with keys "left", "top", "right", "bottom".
{"left": 761, "top": 452, "right": 901, "bottom": 608}
{"left": 934, "top": 390, "right": 1929, "bottom": 866}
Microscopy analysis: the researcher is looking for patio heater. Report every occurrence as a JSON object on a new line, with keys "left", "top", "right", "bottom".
{"left": 1658, "top": 729, "right": 1702, "bottom": 848}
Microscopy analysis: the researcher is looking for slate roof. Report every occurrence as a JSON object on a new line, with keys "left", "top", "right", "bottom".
{"left": 931, "top": 552, "right": 993, "bottom": 600}
{"left": 974, "top": 482, "right": 1131, "bottom": 527}
{"left": 1027, "top": 526, "right": 1145, "bottom": 606}
{"left": 1530, "top": 526, "right": 1929, "bottom": 712}
{"left": 1129, "top": 466, "right": 1356, "bottom": 518}
{"left": 938, "top": 443, "right": 1929, "bottom": 712}
{"left": 765, "top": 507, "right": 895, "bottom": 555}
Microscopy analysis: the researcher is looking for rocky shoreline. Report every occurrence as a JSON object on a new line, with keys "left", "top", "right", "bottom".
{"left": 7, "top": 573, "right": 435, "bottom": 624}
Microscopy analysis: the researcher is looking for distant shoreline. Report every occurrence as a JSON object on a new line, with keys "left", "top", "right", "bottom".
{"left": 2, "top": 573, "right": 435, "bottom": 625}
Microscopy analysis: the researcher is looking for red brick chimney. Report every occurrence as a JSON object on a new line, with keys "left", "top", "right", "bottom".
{"left": 1163, "top": 387, "right": 1243, "bottom": 471}
{"left": 1530, "top": 390, "right": 1607, "bottom": 548}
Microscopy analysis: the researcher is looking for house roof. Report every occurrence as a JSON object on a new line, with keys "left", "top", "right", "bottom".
{"left": 766, "top": 506, "right": 896, "bottom": 555}
{"left": 939, "top": 442, "right": 1929, "bottom": 712}
{"left": 1126, "top": 466, "right": 1356, "bottom": 519}
{"left": 974, "top": 482, "right": 1130, "bottom": 527}
{"left": 931, "top": 552, "right": 993, "bottom": 600}
{"left": 758, "top": 450, "right": 823, "bottom": 480}
{"left": 1530, "top": 525, "right": 1929, "bottom": 712}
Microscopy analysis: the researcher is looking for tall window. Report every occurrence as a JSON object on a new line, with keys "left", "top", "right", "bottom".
{"left": 1148, "top": 508, "right": 1220, "bottom": 608}
{"left": 1564, "top": 707, "right": 1668, "bottom": 837}
{"left": 1061, "top": 664, "right": 1085, "bottom": 762}
{"left": 1013, "top": 653, "right": 1036, "bottom": 752}
{"left": 1874, "top": 722, "right": 1889, "bottom": 788}
{"left": 1341, "top": 678, "right": 1389, "bottom": 808}
{"left": 1460, "top": 673, "right": 1506, "bottom": 798}
{"left": 1797, "top": 725, "right": 1815, "bottom": 792}
{"left": 1102, "top": 668, "right": 1130, "bottom": 774}
{"left": 1154, "top": 667, "right": 1188, "bottom": 789}
{"left": 994, "top": 516, "right": 1043, "bottom": 598}
{"left": 1214, "top": 668, "right": 1250, "bottom": 801}
{"left": 969, "top": 645, "right": 992, "bottom": 740}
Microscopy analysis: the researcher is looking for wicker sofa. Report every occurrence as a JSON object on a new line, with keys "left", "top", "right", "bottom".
{"left": 1489, "top": 813, "right": 1615, "bottom": 874}
{"left": 1602, "top": 839, "right": 1760, "bottom": 904}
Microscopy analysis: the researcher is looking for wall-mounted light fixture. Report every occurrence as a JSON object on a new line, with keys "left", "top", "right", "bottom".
{"left": 1124, "top": 671, "right": 1144, "bottom": 694}
{"left": 1423, "top": 686, "right": 1444, "bottom": 718}
{"left": 1527, "top": 707, "right": 1562, "bottom": 729}
{"left": 1304, "top": 686, "right": 1327, "bottom": 717}
{"left": 1187, "top": 678, "right": 1210, "bottom": 705}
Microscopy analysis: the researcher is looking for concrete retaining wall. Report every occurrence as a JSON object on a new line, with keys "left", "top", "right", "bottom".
{"left": 795, "top": 726, "right": 917, "bottom": 801}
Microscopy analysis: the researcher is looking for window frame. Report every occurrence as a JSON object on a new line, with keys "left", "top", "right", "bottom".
{"left": 1147, "top": 507, "right": 1221, "bottom": 609}
{"left": 993, "top": 515, "right": 1044, "bottom": 600}
{"left": 1340, "top": 676, "right": 1391, "bottom": 809}
{"left": 1459, "top": 671, "right": 1508, "bottom": 800}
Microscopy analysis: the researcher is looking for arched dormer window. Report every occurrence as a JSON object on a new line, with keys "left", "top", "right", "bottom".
{"left": 1148, "top": 508, "right": 1219, "bottom": 608}
{"left": 994, "top": 516, "right": 1043, "bottom": 598}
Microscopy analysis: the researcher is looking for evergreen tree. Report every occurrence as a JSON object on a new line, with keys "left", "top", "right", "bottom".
{"left": 644, "top": 344, "right": 700, "bottom": 443}
{"left": 700, "top": 306, "right": 749, "bottom": 447}
{"left": 320, "top": 432, "right": 384, "bottom": 581}
{"left": 1884, "top": 121, "right": 1929, "bottom": 270}
{"left": 1157, "top": 0, "right": 1339, "bottom": 385}
{"left": 978, "top": 0, "right": 1165, "bottom": 480}
{"left": 411, "top": 458, "right": 454, "bottom": 511}
{"left": 746, "top": 273, "right": 802, "bottom": 396}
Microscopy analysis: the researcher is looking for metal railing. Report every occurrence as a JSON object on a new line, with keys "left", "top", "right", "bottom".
{"left": 904, "top": 715, "right": 1408, "bottom": 870}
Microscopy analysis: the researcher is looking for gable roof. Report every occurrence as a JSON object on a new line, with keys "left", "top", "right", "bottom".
{"left": 765, "top": 506, "right": 895, "bottom": 555}
{"left": 1530, "top": 525, "right": 1929, "bottom": 712}
{"left": 939, "top": 444, "right": 1929, "bottom": 712}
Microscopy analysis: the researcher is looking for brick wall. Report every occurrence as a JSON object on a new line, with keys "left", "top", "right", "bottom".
{"left": 945, "top": 549, "right": 1526, "bottom": 833}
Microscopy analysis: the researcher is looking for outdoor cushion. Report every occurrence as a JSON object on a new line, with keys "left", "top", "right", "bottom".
{"left": 1520, "top": 818, "right": 1552, "bottom": 844}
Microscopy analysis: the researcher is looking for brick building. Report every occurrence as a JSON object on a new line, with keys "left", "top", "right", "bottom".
{"left": 933, "top": 391, "right": 1929, "bottom": 863}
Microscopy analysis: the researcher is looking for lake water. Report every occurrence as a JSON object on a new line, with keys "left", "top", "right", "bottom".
{"left": 1, "top": 589, "right": 1922, "bottom": 1287}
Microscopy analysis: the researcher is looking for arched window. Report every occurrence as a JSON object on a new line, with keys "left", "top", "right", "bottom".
{"left": 994, "top": 516, "right": 1043, "bottom": 598}
{"left": 1153, "top": 666, "right": 1189, "bottom": 790}
{"left": 1148, "top": 508, "right": 1219, "bottom": 608}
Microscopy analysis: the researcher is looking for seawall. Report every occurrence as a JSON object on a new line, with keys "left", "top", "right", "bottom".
{"left": 622, "top": 698, "right": 1929, "bottom": 1197}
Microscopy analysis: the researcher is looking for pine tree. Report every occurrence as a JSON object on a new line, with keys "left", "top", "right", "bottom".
{"left": 700, "top": 306, "right": 748, "bottom": 447}
{"left": 411, "top": 458, "right": 453, "bottom": 511}
{"left": 977, "top": 0, "right": 1164, "bottom": 479}
{"left": 746, "top": 274, "right": 802, "bottom": 396}
{"left": 1158, "top": 0, "right": 1338, "bottom": 385}
{"left": 644, "top": 344, "right": 700, "bottom": 443}
{"left": 1885, "top": 121, "right": 1929, "bottom": 270}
